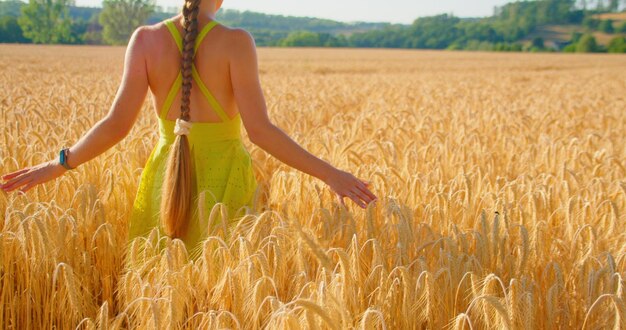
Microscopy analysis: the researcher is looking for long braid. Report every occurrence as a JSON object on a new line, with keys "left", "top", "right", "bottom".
{"left": 160, "top": 0, "right": 202, "bottom": 239}
{"left": 180, "top": 0, "right": 200, "bottom": 121}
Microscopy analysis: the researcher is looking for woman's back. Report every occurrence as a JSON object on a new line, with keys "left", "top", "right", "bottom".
{"left": 127, "top": 15, "right": 259, "bottom": 256}
{"left": 144, "top": 15, "right": 242, "bottom": 123}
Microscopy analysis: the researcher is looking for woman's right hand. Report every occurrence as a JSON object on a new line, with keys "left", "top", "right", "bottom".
{"left": 324, "top": 169, "right": 377, "bottom": 209}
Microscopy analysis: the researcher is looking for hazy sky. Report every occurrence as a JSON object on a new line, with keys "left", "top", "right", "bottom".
{"left": 75, "top": 0, "right": 516, "bottom": 24}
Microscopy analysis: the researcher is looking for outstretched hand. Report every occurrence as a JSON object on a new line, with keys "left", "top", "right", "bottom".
{"left": 1, "top": 160, "right": 67, "bottom": 194}
{"left": 324, "top": 169, "right": 377, "bottom": 209}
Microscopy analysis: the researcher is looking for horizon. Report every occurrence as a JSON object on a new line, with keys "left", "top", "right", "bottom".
{"left": 71, "top": 0, "right": 515, "bottom": 24}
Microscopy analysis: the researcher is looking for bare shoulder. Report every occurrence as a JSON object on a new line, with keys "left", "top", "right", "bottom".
{"left": 127, "top": 19, "right": 173, "bottom": 50}
{"left": 222, "top": 27, "right": 255, "bottom": 44}
{"left": 216, "top": 25, "right": 257, "bottom": 56}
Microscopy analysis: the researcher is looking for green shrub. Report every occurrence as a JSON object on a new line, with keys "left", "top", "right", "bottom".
{"left": 607, "top": 36, "right": 626, "bottom": 53}
{"left": 576, "top": 34, "right": 598, "bottom": 52}
{"left": 582, "top": 17, "right": 600, "bottom": 30}
{"left": 563, "top": 43, "right": 577, "bottom": 52}
{"left": 598, "top": 20, "right": 614, "bottom": 34}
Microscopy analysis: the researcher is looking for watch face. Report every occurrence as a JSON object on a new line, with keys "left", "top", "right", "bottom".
{"left": 60, "top": 150, "right": 66, "bottom": 164}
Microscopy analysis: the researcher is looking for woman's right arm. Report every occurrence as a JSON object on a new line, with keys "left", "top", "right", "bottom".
{"left": 228, "top": 30, "right": 377, "bottom": 208}
{"left": 1, "top": 27, "right": 149, "bottom": 194}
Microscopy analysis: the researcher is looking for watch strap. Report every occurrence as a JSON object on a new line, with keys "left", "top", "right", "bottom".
{"left": 59, "top": 148, "right": 74, "bottom": 170}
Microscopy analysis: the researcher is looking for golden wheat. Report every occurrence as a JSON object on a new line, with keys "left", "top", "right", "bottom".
{"left": 1, "top": 44, "right": 625, "bottom": 329}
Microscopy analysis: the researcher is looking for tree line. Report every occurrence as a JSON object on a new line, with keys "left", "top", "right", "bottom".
{"left": 0, "top": 0, "right": 388, "bottom": 45}
{"left": 0, "top": 0, "right": 625, "bottom": 53}
{"left": 0, "top": 0, "right": 156, "bottom": 45}
{"left": 307, "top": 0, "right": 625, "bottom": 53}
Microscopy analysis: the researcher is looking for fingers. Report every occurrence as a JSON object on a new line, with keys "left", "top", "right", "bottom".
{"left": 336, "top": 194, "right": 346, "bottom": 207}
{"left": 337, "top": 192, "right": 364, "bottom": 209}
{"left": 2, "top": 162, "right": 63, "bottom": 194}
{"left": 355, "top": 179, "right": 376, "bottom": 199}
{"left": 330, "top": 173, "right": 377, "bottom": 209}
{"left": 360, "top": 179, "right": 371, "bottom": 188}
{"left": 346, "top": 191, "right": 366, "bottom": 209}
{"left": 1, "top": 168, "right": 30, "bottom": 181}
{"left": 19, "top": 181, "right": 37, "bottom": 193}
{"left": 351, "top": 188, "right": 372, "bottom": 208}
{"left": 355, "top": 178, "right": 377, "bottom": 203}
{"left": 356, "top": 183, "right": 377, "bottom": 202}
{"left": 1, "top": 173, "right": 33, "bottom": 192}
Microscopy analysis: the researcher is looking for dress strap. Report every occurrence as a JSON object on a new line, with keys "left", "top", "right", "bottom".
{"left": 160, "top": 19, "right": 183, "bottom": 120}
{"left": 160, "top": 19, "right": 232, "bottom": 122}
{"left": 191, "top": 66, "right": 230, "bottom": 122}
{"left": 164, "top": 20, "right": 183, "bottom": 53}
{"left": 195, "top": 21, "right": 218, "bottom": 52}
{"left": 159, "top": 72, "right": 182, "bottom": 119}
{"left": 164, "top": 19, "right": 218, "bottom": 56}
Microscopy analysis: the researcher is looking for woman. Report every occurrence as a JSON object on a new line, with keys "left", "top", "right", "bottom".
{"left": 0, "top": 0, "right": 377, "bottom": 250}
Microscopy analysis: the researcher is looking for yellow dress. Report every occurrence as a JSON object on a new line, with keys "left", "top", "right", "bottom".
{"left": 128, "top": 19, "right": 258, "bottom": 254}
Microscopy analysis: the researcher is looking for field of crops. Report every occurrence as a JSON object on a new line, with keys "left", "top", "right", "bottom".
{"left": 1, "top": 44, "right": 625, "bottom": 329}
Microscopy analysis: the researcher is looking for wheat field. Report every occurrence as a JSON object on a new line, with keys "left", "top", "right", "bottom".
{"left": 0, "top": 44, "right": 625, "bottom": 329}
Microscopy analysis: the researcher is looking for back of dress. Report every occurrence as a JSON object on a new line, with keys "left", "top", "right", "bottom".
{"left": 128, "top": 18, "right": 258, "bottom": 256}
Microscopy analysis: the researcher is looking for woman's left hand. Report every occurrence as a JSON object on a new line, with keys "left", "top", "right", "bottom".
{"left": 1, "top": 160, "right": 67, "bottom": 193}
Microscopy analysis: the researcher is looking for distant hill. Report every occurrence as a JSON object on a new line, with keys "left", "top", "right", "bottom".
{"left": 521, "top": 12, "right": 626, "bottom": 49}
{"left": 1, "top": 0, "right": 624, "bottom": 52}
{"left": 0, "top": 1, "right": 391, "bottom": 46}
{"left": 211, "top": 9, "right": 394, "bottom": 46}
{"left": 0, "top": 0, "right": 21, "bottom": 16}
{"left": 524, "top": 24, "right": 622, "bottom": 48}
{"left": 215, "top": 10, "right": 392, "bottom": 35}
{"left": 593, "top": 12, "right": 626, "bottom": 21}
{"left": 69, "top": 6, "right": 100, "bottom": 21}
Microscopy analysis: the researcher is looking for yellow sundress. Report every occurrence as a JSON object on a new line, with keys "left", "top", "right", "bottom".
{"left": 127, "top": 19, "right": 258, "bottom": 254}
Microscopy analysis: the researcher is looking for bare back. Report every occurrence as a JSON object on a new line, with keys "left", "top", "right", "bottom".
{"left": 142, "top": 15, "right": 239, "bottom": 123}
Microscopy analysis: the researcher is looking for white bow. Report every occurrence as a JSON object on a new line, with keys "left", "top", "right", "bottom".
{"left": 174, "top": 118, "right": 192, "bottom": 136}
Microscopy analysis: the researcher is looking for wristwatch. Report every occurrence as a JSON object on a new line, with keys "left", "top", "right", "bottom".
{"left": 59, "top": 148, "right": 75, "bottom": 170}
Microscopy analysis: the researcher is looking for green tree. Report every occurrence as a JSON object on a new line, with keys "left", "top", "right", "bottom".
{"left": 319, "top": 33, "right": 347, "bottom": 47}
{"left": 582, "top": 17, "right": 600, "bottom": 30}
{"left": 570, "top": 31, "right": 583, "bottom": 43}
{"left": 576, "top": 34, "right": 598, "bottom": 52}
{"left": 407, "top": 14, "right": 462, "bottom": 49}
{"left": 563, "top": 43, "right": 577, "bottom": 52}
{"left": 607, "top": 36, "right": 626, "bottom": 53}
{"left": 280, "top": 31, "right": 321, "bottom": 47}
{"left": 18, "top": 0, "right": 73, "bottom": 43}
{"left": 69, "top": 17, "right": 88, "bottom": 44}
{"left": 82, "top": 13, "right": 103, "bottom": 44}
{"left": 617, "top": 22, "right": 626, "bottom": 33}
{"left": 598, "top": 19, "right": 614, "bottom": 33}
{"left": 99, "top": 0, "right": 154, "bottom": 45}
{"left": 0, "top": 16, "right": 29, "bottom": 43}
{"left": 531, "top": 37, "right": 545, "bottom": 49}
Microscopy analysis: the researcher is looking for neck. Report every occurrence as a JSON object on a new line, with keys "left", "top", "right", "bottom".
{"left": 197, "top": 1, "right": 217, "bottom": 22}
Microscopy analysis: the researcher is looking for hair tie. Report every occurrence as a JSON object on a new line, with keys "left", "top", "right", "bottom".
{"left": 174, "top": 118, "right": 192, "bottom": 136}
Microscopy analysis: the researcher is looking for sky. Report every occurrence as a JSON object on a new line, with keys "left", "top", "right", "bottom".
{"left": 74, "top": 0, "right": 516, "bottom": 24}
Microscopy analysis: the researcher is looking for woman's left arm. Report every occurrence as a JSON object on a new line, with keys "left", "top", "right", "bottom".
{"left": 1, "top": 27, "right": 150, "bottom": 193}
